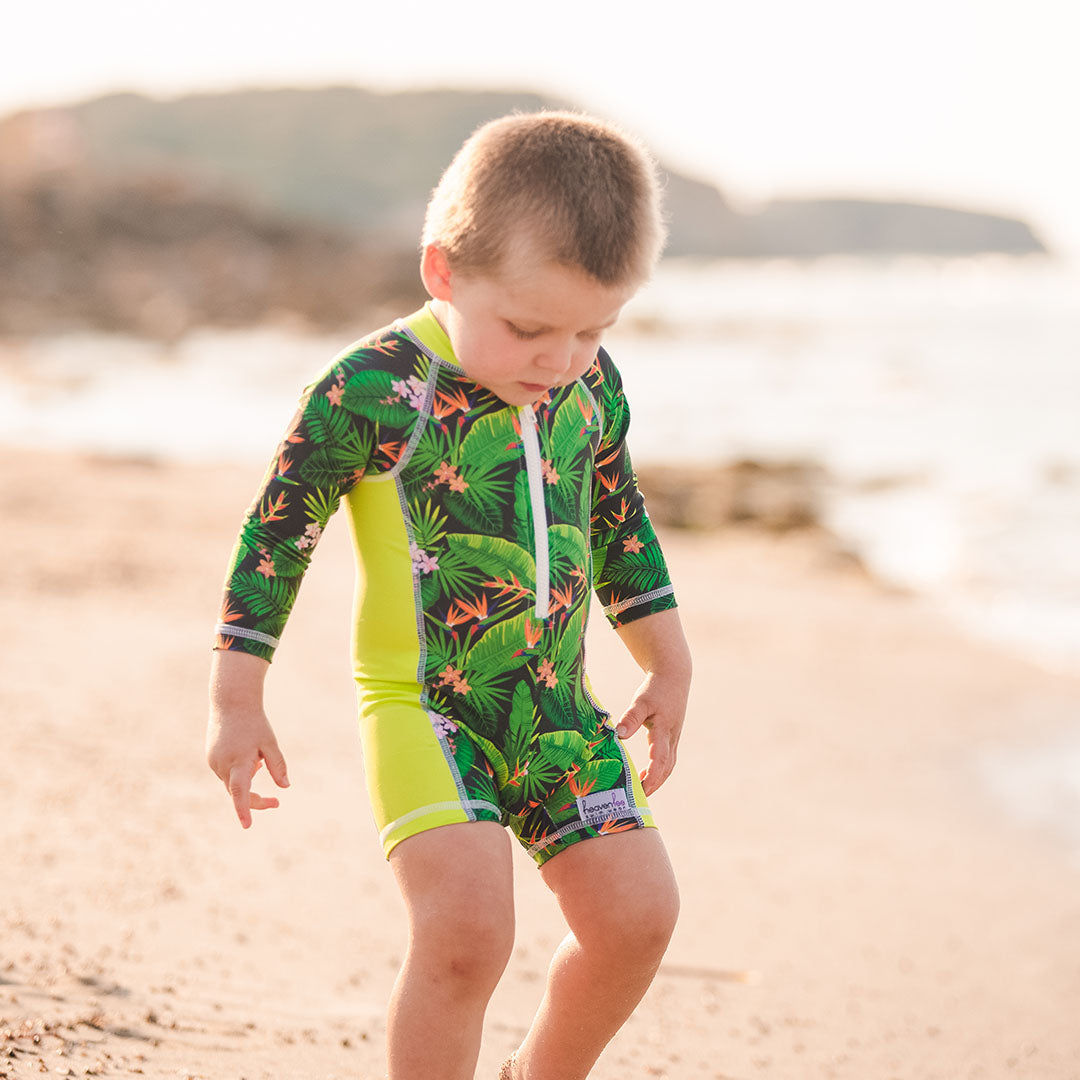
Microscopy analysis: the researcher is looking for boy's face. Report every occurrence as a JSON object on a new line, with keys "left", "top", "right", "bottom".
{"left": 424, "top": 243, "right": 636, "bottom": 407}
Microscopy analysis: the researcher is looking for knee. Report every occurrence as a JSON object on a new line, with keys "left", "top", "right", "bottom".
{"left": 626, "top": 879, "right": 680, "bottom": 958}
{"left": 409, "top": 899, "right": 515, "bottom": 992}
{"left": 581, "top": 876, "right": 680, "bottom": 964}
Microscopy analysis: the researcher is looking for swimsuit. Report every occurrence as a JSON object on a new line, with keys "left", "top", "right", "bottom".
{"left": 215, "top": 304, "right": 677, "bottom": 864}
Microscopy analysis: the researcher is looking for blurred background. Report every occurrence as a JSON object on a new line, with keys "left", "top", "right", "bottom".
{"left": 2, "top": 0, "right": 1077, "bottom": 675}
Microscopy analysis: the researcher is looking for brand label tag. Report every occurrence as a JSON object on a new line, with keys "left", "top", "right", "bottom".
{"left": 576, "top": 788, "right": 631, "bottom": 825}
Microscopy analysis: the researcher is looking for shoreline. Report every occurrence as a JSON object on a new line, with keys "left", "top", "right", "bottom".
{"left": 2, "top": 448, "right": 1080, "bottom": 1079}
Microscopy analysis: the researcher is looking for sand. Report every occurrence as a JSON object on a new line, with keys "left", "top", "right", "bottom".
{"left": 2, "top": 448, "right": 1079, "bottom": 1080}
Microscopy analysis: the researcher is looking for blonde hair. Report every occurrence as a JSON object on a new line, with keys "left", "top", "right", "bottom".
{"left": 422, "top": 110, "right": 666, "bottom": 286}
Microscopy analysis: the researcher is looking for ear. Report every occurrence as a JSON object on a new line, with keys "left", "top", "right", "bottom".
{"left": 420, "top": 243, "right": 453, "bottom": 301}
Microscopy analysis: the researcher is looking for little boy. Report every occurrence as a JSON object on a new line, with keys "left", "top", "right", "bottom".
{"left": 206, "top": 111, "right": 692, "bottom": 1080}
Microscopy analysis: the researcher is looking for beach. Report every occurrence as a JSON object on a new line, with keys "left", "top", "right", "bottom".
{"left": 2, "top": 447, "right": 1080, "bottom": 1080}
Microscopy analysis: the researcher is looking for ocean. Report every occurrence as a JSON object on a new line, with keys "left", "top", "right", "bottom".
{"left": 3, "top": 253, "right": 1076, "bottom": 676}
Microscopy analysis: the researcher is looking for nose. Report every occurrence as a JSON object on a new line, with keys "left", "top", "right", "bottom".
{"left": 534, "top": 339, "right": 578, "bottom": 377}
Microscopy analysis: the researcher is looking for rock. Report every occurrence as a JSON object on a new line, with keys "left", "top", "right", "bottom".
{"left": 637, "top": 460, "right": 826, "bottom": 532}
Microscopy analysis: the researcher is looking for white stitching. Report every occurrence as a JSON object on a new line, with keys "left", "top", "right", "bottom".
{"left": 602, "top": 584, "right": 676, "bottom": 618}
{"left": 215, "top": 624, "right": 280, "bottom": 648}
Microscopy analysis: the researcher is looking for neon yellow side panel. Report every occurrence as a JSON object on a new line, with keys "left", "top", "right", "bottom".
{"left": 357, "top": 682, "right": 474, "bottom": 856}
{"left": 343, "top": 476, "right": 482, "bottom": 856}
{"left": 342, "top": 477, "right": 419, "bottom": 685}
{"left": 624, "top": 744, "right": 655, "bottom": 829}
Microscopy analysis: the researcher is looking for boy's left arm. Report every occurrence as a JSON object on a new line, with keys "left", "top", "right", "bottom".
{"left": 614, "top": 607, "right": 692, "bottom": 795}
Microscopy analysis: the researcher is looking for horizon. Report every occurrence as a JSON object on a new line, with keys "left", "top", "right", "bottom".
{"left": 4, "top": 0, "right": 1078, "bottom": 260}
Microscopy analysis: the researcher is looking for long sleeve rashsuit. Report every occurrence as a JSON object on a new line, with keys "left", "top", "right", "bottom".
{"left": 215, "top": 304, "right": 677, "bottom": 862}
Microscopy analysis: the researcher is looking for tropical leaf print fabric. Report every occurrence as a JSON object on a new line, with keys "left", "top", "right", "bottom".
{"left": 214, "top": 306, "right": 676, "bottom": 861}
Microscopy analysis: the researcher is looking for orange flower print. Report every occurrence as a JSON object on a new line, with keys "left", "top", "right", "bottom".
{"left": 523, "top": 616, "right": 543, "bottom": 649}
{"left": 537, "top": 658, "right": 558, "bottom": 688}
{"left": 432, "top": 386, "right": 471, "bottom": 420}
{"left": 219, "top": 599, "right": 244, "bottom": 624}
{"left": 541, "top": 459, "right": 560, "bottom": 486}
{"left": 483, "top": 573, "right": 532, "bottom": 603}
{"left": 325, "top": 382, "right": 344, "bottom": 407}
{"left": 438, "top": 665, "right": 463, "bottom": 687}
{"left": 256, "top": 555, "right": 276, "bottom": 577}
{"left": 568, "top": 770, "right": 598, "bottom": 798}
{"left": 436, "top": 664, "right": 470, "bottom": 695}
{"left": 597, "top": 819, "right": 638, "bottom": 836}
{"left": 456, "top": 594, "right": 489, "bottom": 621}
{"left": 368, "top": 335, "right": 399, "bottom": 357}
{"left": 259, "top": 491, "right": 288, "bottom": 523}
{"left": 507, "top": 759, "right": 530, "bottom": 787}
{"left": 378, "top": 440, "right": 405, "bottom": 464}
{"left": 549, "top": 582, "right": 574, "bottom": 613}
{"left": 622, "top": 534, "right": 644, "bottom": 554}
{"left": 448, "top": 473, "right": 468, "bottom": 493}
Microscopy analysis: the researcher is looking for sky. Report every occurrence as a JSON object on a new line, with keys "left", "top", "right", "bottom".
{"left": 6, "top": 0, "right": 1080, "bottom": 259}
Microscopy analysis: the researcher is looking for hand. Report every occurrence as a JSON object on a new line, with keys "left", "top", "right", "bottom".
{"left": 206, "top": 705, "right": 290, "bottom": 829}
{"left": 612, "top": 608, "right": 692, "bottom": 796}
{"left": 615, "top": 669, "right": 689, "bottom": 796}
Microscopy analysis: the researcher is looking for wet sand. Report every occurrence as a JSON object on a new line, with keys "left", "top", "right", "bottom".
{"left": 2, "top": 449, "right": 1079, "bottom": 1079}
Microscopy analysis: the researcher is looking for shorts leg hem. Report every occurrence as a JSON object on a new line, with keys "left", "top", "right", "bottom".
{"left": 381, "top": 800, "right": 502, "bottom": 859}
{"left": 528, "top": 813, "right": 657, "bottom": 867}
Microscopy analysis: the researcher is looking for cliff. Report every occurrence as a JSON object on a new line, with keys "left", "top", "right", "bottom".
{"left": 0, "top": 87, "right": 1049, "bottom": 337}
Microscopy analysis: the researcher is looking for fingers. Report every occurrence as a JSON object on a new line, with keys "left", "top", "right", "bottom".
{"left": 261, "top": 738, "right": 291, "bottom": 790}
{"left": 228, "top": 763, "right": 254, "bottom": 830}
{"left": 226, "top": 759, "right": 283, "bottom": 830}
{"left": 640, "top": 737, "right": 677, "bottom": 796}
{"left": 615, "top": 701, "right": 647, "bottom": 739}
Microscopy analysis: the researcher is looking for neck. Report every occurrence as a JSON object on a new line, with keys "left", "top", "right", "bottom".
{"left": 428, "top": 298, "right": 450, "bottom": 333}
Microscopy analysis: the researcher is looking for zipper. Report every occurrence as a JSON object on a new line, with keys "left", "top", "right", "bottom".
{"left": 519, "top": 405, "right": 550, "bottom": 618}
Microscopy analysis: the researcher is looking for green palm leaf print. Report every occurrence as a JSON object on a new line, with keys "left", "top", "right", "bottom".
{"left": 342, "top": 369, "right": 421, "bottom": 425}
{"left": 464, "top": 614, "right": 533, "bottom": 677}
{"left": 600, "top": 543, "right": 669, "bottom": 593}
{"left": 458, "top": 412, "right": 520, "bottom": 467}
{"left": 444, "top": 534, "right": 535, "bottom": 587}
{"left": 457, "top": 725, "right": 509, "bottom": 789}
{"left": 444, "top": 470, "right": 514, "bottom": 534}
{"left": 304, "top": 393, "right": 356, "bottom": 445}
{"left": 504, "top": 681, "right": 539, "bottom": 774}
{"left": 548, "top": 524, "right": 589, "bottom": 587}
{"left": 409, "top": 498, "right": 449, "bottom": 551}
{"left": 428, "top": 544, "right": 487, "bottom": 604}
{"left": 553, "top": 608, "right": 586, "bottom": 678}
{"left": 302, "top": 488, "right": 339, "bottom": 528}
{"left": 512, "top": 471, "right": 534, "bottom": 548}
{"left": 231, "top": 572, "right": 293, "bottom": 621}
{"left": 264, "top": 539, "right": 309, "bottom": 578}
{"left": 534, "top": 730, "right": 589, "bottom": 773}
{"left": 298, "top": 447, "right": 359, "bottom": 489}
{"left": 516, "top": 756, "right": 565, "bottom": 803}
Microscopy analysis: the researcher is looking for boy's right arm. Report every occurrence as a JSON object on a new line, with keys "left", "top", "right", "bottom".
{"left": 206, "top": 649, "right": 290, "bottom": 829}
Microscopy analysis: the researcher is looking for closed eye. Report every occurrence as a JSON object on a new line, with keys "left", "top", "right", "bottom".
{"left": 506, "top": 322, "right": 544, "bottom": 341}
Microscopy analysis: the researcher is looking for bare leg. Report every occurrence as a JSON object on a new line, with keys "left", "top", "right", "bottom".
{"left": 509, "top": 829, "right": 679, "bottom": 1080}
{"left": 387, "top": 821, "right": 515, "bottom": 1080}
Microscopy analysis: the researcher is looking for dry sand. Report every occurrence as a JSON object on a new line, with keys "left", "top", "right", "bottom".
{"left": 2, "top": 448, "right": 1079, "bottom": 1080}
